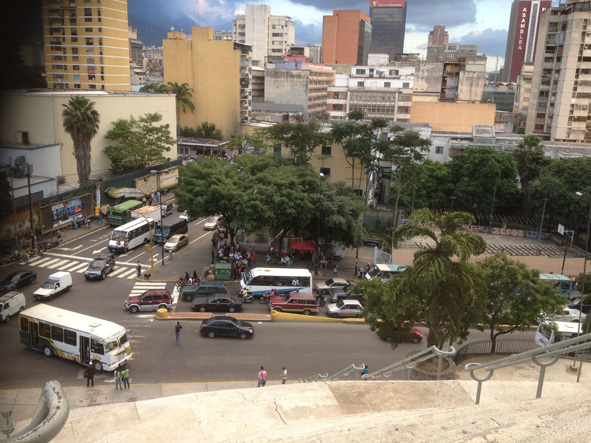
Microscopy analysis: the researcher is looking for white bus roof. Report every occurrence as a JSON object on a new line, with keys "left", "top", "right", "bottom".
{"left": 539, "top": 273, "right": 572, "bottom": 282}
{"left": 249, "top": 267, "right": 312, "bottom": 277}
{"left": 542, "top": 320, "right": 583, "bottom": 334}
{"left": 114, "top": 217, "right": 153, "bottom": 231}
{"left": 372, "top": 264, "right": 408, "bottom": 272}
{"left": 21, "top": 305, "right": 125, "bottom": 340}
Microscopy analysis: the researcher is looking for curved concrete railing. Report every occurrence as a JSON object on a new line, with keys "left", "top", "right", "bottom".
{"left": 7, "top": 380, "right": 69, "bottom": 443}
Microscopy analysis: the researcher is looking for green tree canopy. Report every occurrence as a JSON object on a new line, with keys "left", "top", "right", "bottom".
{"left": 475, "top": 253, "right": 564, "bottom": 352}
{"left": 227, "top": 128, "right": 274, "bottom": 154}
{"left": 446, "top": 147, "right": 520, "bottom": 214}
{"left": 62, "top": 96, "right": 100, "bottom": 187}
{"left": 365, "top": 209, "right": 487, "bottom": 348}
{"left": 104, "top": 113, "right": 175, "bottom": 174}
{"left": 181, "top": 122, "right": 223, "bottom": 140}
{"left": 265, "top": 122, "right": 329, "bottom": 165}
{"left": 514, "top": 135, "right": 550, "bottom": 215}
{"left": 139, "top": 83, "right": 169, "bottom": 93}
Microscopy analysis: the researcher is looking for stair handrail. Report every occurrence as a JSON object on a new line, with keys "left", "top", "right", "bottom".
{"left": 299, "top": 363, "right": 367, "bottom": 383}
{"left": 464, "top": 331, "right": 591, "bottom": 404}
{"left": 363, "top": 345, "right": 456, "bottom": 381}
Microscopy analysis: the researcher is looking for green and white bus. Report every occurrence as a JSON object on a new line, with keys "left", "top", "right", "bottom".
{"left": 107, "top": 199, "right": 143, "bottom": 226}
{"left": 19, "top": 304, "right": 132, "bottom": 371}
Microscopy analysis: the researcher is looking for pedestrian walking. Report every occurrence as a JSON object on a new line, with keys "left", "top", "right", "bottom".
{"left": 136, "top": 261, "right": 141, "bottom": 278}
{"left": 257, "top": 366, "right": 267, "bottom": 387}
{"left": 361, "top": 364, "right": 369, "bottom": 379}
{"left": 56, "top": 230, "right": 62, "bottom": 242}
{"left": 98, "top": 212, "right": 103, "bottom": 224}
{"left": 121, "top": 365, "right": 130, "bottom": 389}
{"left": 281, "top": 367, "right": 287, "bottom": 385}
{"left": 83, "top": 364, "right": 95, "bottom": 388}
{"left": 24, "top": 250, "right": 30, "bottom": 264}
{"left": 114, "top": 367, "right": 123, "bottom": 390}
{"left": 175, "top": 321, "right": 183, "bottom": 346}
{"left": 211, "top": 249, "right": 215, "bottom": 265}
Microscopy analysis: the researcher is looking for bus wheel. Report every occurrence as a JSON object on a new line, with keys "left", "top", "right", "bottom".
{"left": 42, "top": 346, "right": 53, "bottom": 357}
{"left": 93, "top": 360, "right": 103, "bottom": 372}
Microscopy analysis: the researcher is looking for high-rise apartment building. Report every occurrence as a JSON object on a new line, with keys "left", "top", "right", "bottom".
{"left": 322, "top": 10, "right": 372, "bottom": 65}
{"left": 163, "top": 27, "right": 245, "bottom": 138}
{"left": 369, "top": 0, "right": 406, "bottom": 61}
{"left": 232, "top": 4, "right": 295, "bottom": 66}
{"left": 501, "top": 0, "right": 551, "bottom": 82}
{"left": 526, "top": 1, "right": 591, "bottom": 142}
{"left": 42, "top": 0, "right": 130, "bottom": 91}
{"left": 428, "top": 25, "right": 449, "bottom": 46}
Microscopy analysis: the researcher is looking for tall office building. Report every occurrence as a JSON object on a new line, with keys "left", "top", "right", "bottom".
{"left": 369, "top": 0, "right": 406, "bottom": 61}
{"left": 428, "top": 25, "right": 449, "bottom": 46}
{"left": 232, "top": 4, "right": 295, "bottom": 66}
{"left": 322, "top": 10, "right": 372, "bottom": 65}
{"left": 501, "top": 0, "right": 551, "bottom": 82}
{"left": 42, "top": 0, "right": 131, "bottom": 91}
{"left": 526, "top": 1, "right": 591, "bottom": 142}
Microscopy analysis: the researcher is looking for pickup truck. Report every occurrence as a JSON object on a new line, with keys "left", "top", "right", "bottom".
{"left": 191, "top": 294, "right": 244, "bottom": 313}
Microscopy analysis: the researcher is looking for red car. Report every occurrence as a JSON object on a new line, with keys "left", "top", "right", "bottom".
{"left": 124, "top": 289, "right": 173, "bottom": 313}
{"left": 379, "top": 327, "right": 423, "bottom": 344}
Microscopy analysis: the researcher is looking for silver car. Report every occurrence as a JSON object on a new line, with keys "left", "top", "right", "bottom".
{"left": 326, "top": 299, "right": 363, "bottom": 318}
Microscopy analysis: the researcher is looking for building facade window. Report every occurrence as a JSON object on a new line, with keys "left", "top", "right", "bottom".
{"left": 321, "top": 146, "right": 332, "bottom": 156}
{"left": 435, "top": 146, "right": 444, "bottom": 154}
{"left": 320, "top": 167, "right": 331, "bottom": 176}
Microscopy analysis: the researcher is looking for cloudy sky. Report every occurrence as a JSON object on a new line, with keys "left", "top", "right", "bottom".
{"left": 137, "top": 0, "right": 561, "bottom": 71}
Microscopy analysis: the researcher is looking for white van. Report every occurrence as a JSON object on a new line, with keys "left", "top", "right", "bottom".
{"left": 0, "top": 291, "right": 26, "bottom": 322}
{"left": 33, "top": 271, "right": 73, "bottom": 301}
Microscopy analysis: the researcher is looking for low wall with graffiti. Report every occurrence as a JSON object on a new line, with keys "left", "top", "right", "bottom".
{"left": 462, "top": 225, "right": 551, "bottom": 239}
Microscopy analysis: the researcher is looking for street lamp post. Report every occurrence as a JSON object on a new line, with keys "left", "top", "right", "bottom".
{"left": 315, "top": 173, "right": 324, "bottom": 276}
{"left": 151, "top": 170, "right": 165, "bottom": 267}
{"left": 536, "top": 198, "right": 548, "bottom": 255}
{"left": 450, "top": 196, "right": 456, "bottom": 212}
{"left": 488, "top": 179, "right": 498, "bottom": 234}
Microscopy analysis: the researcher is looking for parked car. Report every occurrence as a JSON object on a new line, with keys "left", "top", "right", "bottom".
{"left": 269, "top": 292, "right": 319, "bottom": 315}
{"left": 314, "top": 278, "right": 352, "bottom": 295}
{"left": 84, "top": 253, "right": 116, "bottom": 280}
{"left": 200, "top": 316, "right": 254, "bottom": 339}
{"left": 0, "top": 270, "right": 37, "bottom": 293}
{"left": 33, "top": 271, "right": 73, "bottom": 301}
{"left": 125, "top": 289, "right": 173, "bottom": 313}
{"left": 164, "top": 234, "right": 189, "bottom": 252}
{"left": 568, "top": 299, "right": 591, "bottom": 314}
{"left": 203, "top": 216, "right": 221, "bottom": 230}
{"left": 326, "top": 299, "right": 364, "bottom": 318}
{"left": 0, "top": 291, "right": 26, "bottom": 322}
{"left": 191, "top": 294, "right": 244, "bottom": 313}
{"left": 378, "top": 327, "right": 423, "bottom": 344}
{"left": 181, "top": 281, "right": 228, "bottom": 302}
{"left": 160, "top": 201, "right": 174, "bottom": 217}
{"left": 329, "top": 289, "right": 366, "bottom": 305}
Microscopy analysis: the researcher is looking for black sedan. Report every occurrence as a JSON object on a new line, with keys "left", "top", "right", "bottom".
{"left": 192, "top": 295, "right": 244, "bottom": 313}
{"left": 84, "top": 253, "right": 116, "bottom": 280}
{"left": 199, "top": 316, "right": 254, "bottom": 340}
{"left": 0, "top": 270, "right": 37, "bottom": 293}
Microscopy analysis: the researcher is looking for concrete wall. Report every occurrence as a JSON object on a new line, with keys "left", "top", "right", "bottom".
{"left": 163, "top": 27, "right": 242, "bottom": 138}
{"left": 413, "top": 62, "right": 443, "bottom": 94}
{"left": 410, "top": 102, "right": 496, "bottom": 133}
{"left": 265, "top": 70, "right": 310, "bottom": 113}
{"left": 458, "top": 71, "right": 486, "bottom": 102}
{"left": 0, "top": 92, "right": 177, "bottom": 185}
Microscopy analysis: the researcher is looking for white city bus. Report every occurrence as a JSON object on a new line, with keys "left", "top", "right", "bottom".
{"left": 108, "top": 217, "right": 155, "bottom": 253}
{"left": 365, "top": 264, "right": 408, "bottom": 282}
{"left": 19, "top": 304, "right": 132, "bottom": 371}
{"left": 535, "top": 320, "right": 582, "bottom": 347}
{"left": 240, "top": 267, "right": 313, "bottom": 297}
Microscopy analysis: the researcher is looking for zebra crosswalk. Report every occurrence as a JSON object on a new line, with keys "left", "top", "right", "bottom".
{"left": 24, "top": 253, "right": 139, "bottom": 279}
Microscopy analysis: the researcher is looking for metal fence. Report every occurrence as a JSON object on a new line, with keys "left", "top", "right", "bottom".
{"left": 454, "top": 338, "right": 539, "bottom": 364}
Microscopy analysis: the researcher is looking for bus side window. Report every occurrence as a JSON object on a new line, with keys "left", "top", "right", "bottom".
{"left": 51, "top": 326, "right": 64, "bottom": 342}
{"left": 20, "top": 316, "right": 29, "bottom": 332}
{"left": 91, "top": 338, "right": 105, "bottom": 355}
{"left": 39, "top": 322, "right": 51, "bottom": 338}
{"left": 64, "top": 329, "right": 77, "bottom": 346}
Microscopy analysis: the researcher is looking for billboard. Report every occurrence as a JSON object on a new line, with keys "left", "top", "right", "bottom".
{"left": 371, "top": 0, "right": 406, "bottom": 7}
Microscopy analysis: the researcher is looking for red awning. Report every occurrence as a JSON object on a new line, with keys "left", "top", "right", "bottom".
{"left": 290, "top": 240, "right": 316, "bottom": 257}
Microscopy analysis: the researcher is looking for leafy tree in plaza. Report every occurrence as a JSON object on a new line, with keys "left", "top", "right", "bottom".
{"left": 365, "top": 209, "right": 487, "bottom": 348}
{"left": 475, "top": 253, "right": 563, "bottom": 353}
{"left": 514, "top": 135, "right": 550, "bottom": 215}
{"left": 446, "top": 147, "right": 520, "bottom": 214}
{"left": 104, "top": 113, "right": 175, "bottom": 174}
{"left": 529, "top": 158, "right": 591, "bottom": 230}
{"left": 265, "top": 121, "right": 329, "bottom": 165}
{"left": 62, "top": 96, "right": 100, "bottom": 187}
{"left": 227, "top": 128, "right": 274, "bottom": 154}
{"left": 166, "top": 82, "right": 195, "bottom": 138}
{"left": 409, "top": 160, "right": 455, "bottom": 211}
{"left": 383, "top": 127, "right": 431, "bottom": 229}
{"left": 180, "top": 122, "right": 223, "bottom": 140}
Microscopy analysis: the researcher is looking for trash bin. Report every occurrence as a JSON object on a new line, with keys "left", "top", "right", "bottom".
{"left": 215, "top": 263, "right": 232, "bottom": 281}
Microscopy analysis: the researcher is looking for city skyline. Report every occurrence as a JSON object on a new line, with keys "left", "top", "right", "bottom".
{"left": 133, "top": 0, "right": 561, "bottom": 71}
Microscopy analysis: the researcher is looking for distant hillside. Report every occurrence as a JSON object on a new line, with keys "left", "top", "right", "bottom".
{"left": 128, "top": 0, "right": 198, "bottom": 47}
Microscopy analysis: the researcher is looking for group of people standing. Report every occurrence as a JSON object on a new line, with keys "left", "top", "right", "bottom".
{"left": 83, "top": 364, "right": 130, "bottom": 389}
{"left": 257, "top": 366, "right": 288, "bottom": 387}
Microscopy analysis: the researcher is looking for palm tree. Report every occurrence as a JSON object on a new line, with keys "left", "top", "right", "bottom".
{"left": 392, "top": 209, "right": 487, "bottom": 347}
{"left": 62, "top": 96, "right": 100, "bottom": 187}
{"left": 514, "top": 134, "right": 550, "bottom": 215}
{"left": 166, "top": 82, "right": 195, "bottom": 138}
